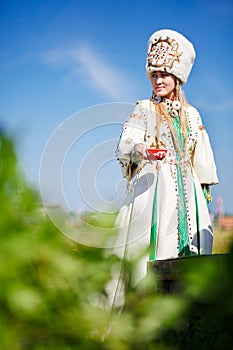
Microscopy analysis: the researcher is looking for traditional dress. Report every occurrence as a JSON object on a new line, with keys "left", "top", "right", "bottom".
{"left": 106, "top": 29, "right": 218, "bottom": 309}
{"left": 113, "top": 99, "right": 218, "bottom": 287}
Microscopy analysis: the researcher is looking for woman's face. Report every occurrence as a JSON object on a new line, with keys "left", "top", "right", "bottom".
{"left": 150, "top": 71, "right": 176, "bottom": 99}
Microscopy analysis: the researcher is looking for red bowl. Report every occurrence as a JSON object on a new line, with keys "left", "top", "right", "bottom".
{"left": 147, "top": 148, "right": 167, "bottom": 160}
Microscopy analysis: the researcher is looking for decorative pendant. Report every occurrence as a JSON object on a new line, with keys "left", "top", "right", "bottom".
{"left": 163, "top": 98, "right": 181, "bottom": 118}
{"left": 164, "top": 99, "right": 172, "bottom": 109}
{"left": 151, "top": 95, "right": 182, "bottom": 118}
{"left": 152, "top": 95, "right": 162, "bottom": 104}
{"left": 172, "top": 100, "right": 181, "bottom": 110}
{"left": 170, "top": 109, "right": 178, "bottom": 118}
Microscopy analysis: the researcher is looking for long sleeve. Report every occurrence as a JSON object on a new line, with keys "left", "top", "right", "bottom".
{"left": 192, "top": 125, "right": 218, "bottom": 185}
{"left": 116, "top": 101, "right": 148, "bottom": 184}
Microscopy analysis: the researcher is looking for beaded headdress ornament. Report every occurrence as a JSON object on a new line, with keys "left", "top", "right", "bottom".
{"left": 146, "top": 29, "right": 196, "bottom": 84}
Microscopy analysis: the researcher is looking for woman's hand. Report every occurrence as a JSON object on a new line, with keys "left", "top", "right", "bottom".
{"left": 133, "top": 143, "right": 155, "bottom": 161}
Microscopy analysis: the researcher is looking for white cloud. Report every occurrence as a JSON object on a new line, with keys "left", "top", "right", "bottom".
{"left": 36, "top": 45, "right": 134, "bottom": 100}
{"left": 77, "top": 46, "right": 128, "bottom": 99}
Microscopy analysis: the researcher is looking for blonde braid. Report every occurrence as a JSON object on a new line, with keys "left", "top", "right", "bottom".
{"left": 175, "top": 79, "right": 189, "bottom": 142}
{"left": 155, "top": 102, "right": 181, "bottom": 152}
{"left": 152, "top": 79, "right": 189, "bottom": 153}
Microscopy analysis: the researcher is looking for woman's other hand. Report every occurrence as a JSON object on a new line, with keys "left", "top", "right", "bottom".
{"left": 133, "top": 143, "right": 155, "bottom": 161}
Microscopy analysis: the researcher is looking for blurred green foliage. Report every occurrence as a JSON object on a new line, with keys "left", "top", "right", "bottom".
{"left": 213, "top": 225, "right": 233, "bottom": 254}
{"left": 0, "top": 130, "right": 232, "bottom": 350}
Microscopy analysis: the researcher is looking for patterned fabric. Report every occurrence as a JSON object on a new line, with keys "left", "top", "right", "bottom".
{"left": 147, "top": 37, "right": 181, "bottom": 69}
{"left": 113, "top": 99, "right": 218, "bottom": 286}
{"left": 149, "top": 112, "right": 191, "bottom": 259}
{"left": 146, "top": 29, "right": 196, "bottom": 84}
{"left": 171, "top": 114, "right": 190, "bottom": 256}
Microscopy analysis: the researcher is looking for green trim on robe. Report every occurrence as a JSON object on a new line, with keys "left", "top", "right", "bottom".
{"left": 149, "top": 176, "right": 159, "bottom": 261}
{"left": 176, "top": 164, "right": 190, "bottom": 256}
{"left": 149, "top": 112, "right": 191, "bottom": 260}
{"left": 172, "top": 115, "right": 190, "bottom": 257}
{"left": 194, "top": 184, "right": 201, "bottom": 255}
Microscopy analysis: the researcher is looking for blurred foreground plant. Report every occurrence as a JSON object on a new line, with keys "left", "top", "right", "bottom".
{"left": 0, "top": 130, "right": 232, "bottom": 350}
{"left": 0, "top": 130, "right": 114, "bottom": 349}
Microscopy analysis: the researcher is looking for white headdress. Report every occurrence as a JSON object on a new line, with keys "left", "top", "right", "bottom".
{"left": 146, "top": 29, "right": 196, "bottom": 84}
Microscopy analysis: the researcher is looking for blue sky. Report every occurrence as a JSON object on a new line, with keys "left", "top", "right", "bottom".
{"left": 1, "top": 0, "right": 233, "bottom": 215}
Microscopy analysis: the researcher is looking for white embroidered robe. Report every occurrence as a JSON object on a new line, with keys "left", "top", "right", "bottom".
{"left": 112, "top": 99, "right": 218, "bottom": 287}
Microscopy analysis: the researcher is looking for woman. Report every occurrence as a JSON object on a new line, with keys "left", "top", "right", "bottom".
{"left": 109, "top": 29, "right": 218, "bottom": 306}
